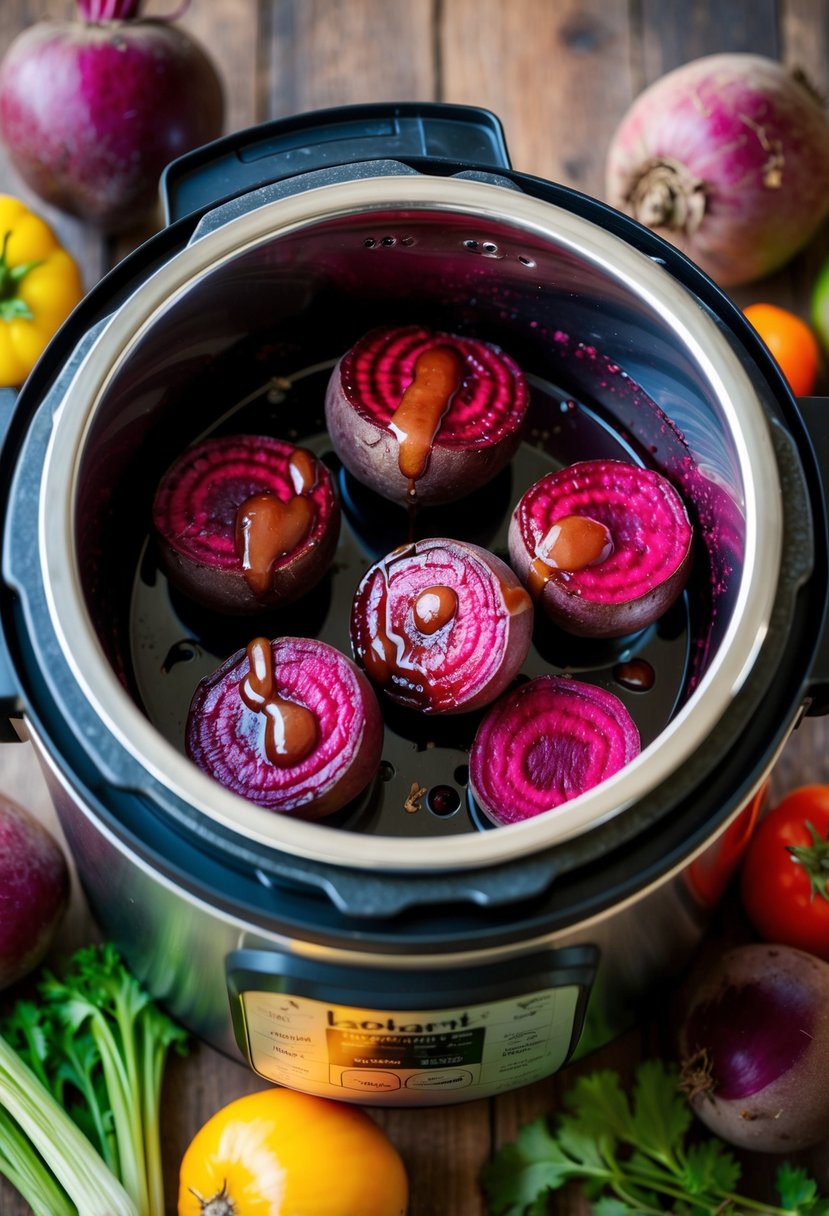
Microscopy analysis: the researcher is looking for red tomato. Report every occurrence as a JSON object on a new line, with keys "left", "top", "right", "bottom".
{"left": 740, "top": 784, "right": 829, "bottom": 960}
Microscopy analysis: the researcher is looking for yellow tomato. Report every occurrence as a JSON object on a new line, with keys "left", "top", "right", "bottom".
{"left": 178, "top": 1087, "right": 409, "bottom": 1216}
{"left": 0, "top": 195, "right": 84, "bottom": 387}
{"left": 743, "top": 302, "right": 821, "bottom": 397}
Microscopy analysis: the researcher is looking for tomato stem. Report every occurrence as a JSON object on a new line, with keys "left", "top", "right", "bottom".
{"left": 189, "top": 1181, "right": 236, "bottom": 1216}
{"left": 787, "top": 820, "right": 829, "bottom": 901}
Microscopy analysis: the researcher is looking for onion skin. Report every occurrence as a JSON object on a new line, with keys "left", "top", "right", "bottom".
{"left": 350, "top": 538, "right": 533, "bottom": 715}
{"left": 605, "top": 54, "right": 829, "bottom": 286}
{"left": 678, "top": 943, "right": 829, "bottom": 1152}
{"left": 0, "top": 10, "right": 224, "bottom": 231}
{"left": 186, "top": 637, "right": 383, "bottom": 819}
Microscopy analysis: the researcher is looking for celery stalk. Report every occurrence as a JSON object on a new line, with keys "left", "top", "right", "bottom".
{"left": 0, "top": 1108, "right": 76, "bottom": 1216}
{"left": 0, "top": 1031, "right": 138, "bottom": 1216}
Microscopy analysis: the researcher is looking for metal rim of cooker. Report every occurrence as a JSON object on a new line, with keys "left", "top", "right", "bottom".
{"left": 36, "top": 174, "right": 781, "bottom": 873}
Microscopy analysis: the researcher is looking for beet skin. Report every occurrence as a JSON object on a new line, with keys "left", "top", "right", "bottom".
{"left": 0, "top": 796, "right": 70, "bottom": 989}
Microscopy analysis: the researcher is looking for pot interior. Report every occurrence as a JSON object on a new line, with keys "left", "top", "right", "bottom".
{"left": 50, "top": 179, "right": 777, "bottom": 860}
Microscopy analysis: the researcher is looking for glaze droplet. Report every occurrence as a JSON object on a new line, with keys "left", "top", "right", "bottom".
{"left": 240, "top": 637, "right": 319, "bottom": 766}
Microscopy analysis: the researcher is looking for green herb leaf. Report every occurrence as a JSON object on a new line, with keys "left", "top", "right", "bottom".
{"left": 480, "top": 1062, "right": 828, "bottom": 1216}
{"left": 630, "top": 1059, "right": 692, "bottom": 1164}
{"left": 592, "top": 1198, "right": 637, "bottom": 1216}
{"left": 683, "top": 1139, "right": 741, "bottom": 1197}
{"left": 777, "top": 1163, "right": 819, "bottom": 1210}
{"left": 481, "top": 1116, "right": 605, "bottom": 1216}
{"left": 2, "top": 943, "right": 186, "bottom": 1216}
{"left": 564, "top": 1069, "right": 634, "bottom": 1141}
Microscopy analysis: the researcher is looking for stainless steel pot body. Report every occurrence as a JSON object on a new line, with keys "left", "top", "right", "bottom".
{"left": 3, "top": 106, "right": 828, "bottom": 1104}
{"left": 32, "top": 723, "right": 768, "bottom": 1105}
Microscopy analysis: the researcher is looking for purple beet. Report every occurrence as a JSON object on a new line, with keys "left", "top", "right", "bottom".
{"left": 186, "top": 636, "right": 383, "bottom": 818}
{"left": 350, "top": 537, "right": 533, "bottom": 715}
{"left": 0, "top": 796, "right": 70, "bottom": 990}
{"left": 325, "top": 325, "right": 529, "bottom": 507}
{"left": 0, "top": 3, "right": 224, "bottom": 232}
{"left": 153, "top": 435, "right": 340, "bottom": 614}
{"left": 508, "top": 459, "right": 694, "bottom": 638}
{"left": 470, "top": 674, "right": 641, "bottom": 826}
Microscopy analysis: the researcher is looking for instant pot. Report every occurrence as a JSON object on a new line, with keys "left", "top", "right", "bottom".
{"left": 2, "top": 103, "right": 829, "bottom": 1106}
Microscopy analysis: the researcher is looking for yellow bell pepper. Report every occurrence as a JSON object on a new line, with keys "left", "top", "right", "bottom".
{"left": 0, "top": 195, "right": 84, "bottom": 388}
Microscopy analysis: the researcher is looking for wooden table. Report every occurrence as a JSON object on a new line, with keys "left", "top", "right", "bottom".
{"left": 2, "top": 2, "right": 829, "bottom": 1213}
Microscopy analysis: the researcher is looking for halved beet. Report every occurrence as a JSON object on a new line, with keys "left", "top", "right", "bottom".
{"left": 186, "top": 636, "right": 383, "bottom": 818}
{"left": 152, "top": 434, "right": 340, "bottom": 614}
{"left": 325, "top": 325, "right": 529, "bottom": 507}
{"left": 350, "top": 537, "right": 533, "bottom": 715}
{"left": 508, "top": 459, "right": 693, "bottom": 638}
{"left": 470, "top": 674, "right": 641, "bottom": 826}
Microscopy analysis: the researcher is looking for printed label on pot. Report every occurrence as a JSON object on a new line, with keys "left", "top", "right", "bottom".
{"left": 240, "top": 986, "right": 579, "bottom": 1103}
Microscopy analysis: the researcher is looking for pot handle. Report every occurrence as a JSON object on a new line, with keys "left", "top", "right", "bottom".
{"left": 0, "top": 388, "right": 25, "bottom": 739}
{"left": 160, "top": 102, "right": 512, "bottom": 225}
{"left": 795, "top": 395, "right": 829, "bottom": 714}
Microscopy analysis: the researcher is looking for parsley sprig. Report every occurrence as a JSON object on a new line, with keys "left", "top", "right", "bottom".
{"left": 481, "top": 1060, "right": 829, "bottom": 1216}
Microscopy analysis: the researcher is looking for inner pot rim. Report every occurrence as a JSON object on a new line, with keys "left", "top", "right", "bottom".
{"left": 38, "top": 174, "right": 781, "bottom": 872}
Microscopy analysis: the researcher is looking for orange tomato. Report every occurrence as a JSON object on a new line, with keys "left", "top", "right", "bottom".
{"left": 177, "top": 1087, "right": 409, "bottom": 1216}
{"left": 743, "top": 302, "right": 820, "bottom": 397}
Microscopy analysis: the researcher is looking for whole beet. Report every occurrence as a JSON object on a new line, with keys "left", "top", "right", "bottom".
{"left": 0, "top": 2, "right": 224, "bottom": 231}
{"left": 0, "top": 796, "right": 70, "bottom": 990}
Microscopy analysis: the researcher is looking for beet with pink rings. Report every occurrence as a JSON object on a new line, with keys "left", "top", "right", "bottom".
{"left": 470, "top": 675, "right": 641, "bottom": 827}
{"left": 325, "top": 325, "right": 530, "bottom": 506}
{"left": 508, "top": 458, "right": 693, "bottom": 638}
{"left": 350, "top": 537, "right": 533, "bottom": 715}
{"left": 186, "top": 636, "right": 383, "bottom": 818}
{"left": 152, "top": 434, "right": 340, "bottom": 614}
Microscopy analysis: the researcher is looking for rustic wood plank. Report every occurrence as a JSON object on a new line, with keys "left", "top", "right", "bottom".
{"left": 639, "top": 0, "right": 780, "bottom": 78}
{"left": 179, "top": 0, "right": 259, "bottom": 137}
{"left": 441, "top": 0, "right": 632, "bottom": 200}
{"left": 262, "top": 0, "right": 436, "bottom": 118}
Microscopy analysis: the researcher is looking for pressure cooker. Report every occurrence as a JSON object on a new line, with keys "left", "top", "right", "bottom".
{"left": 2, "top": 103, "right": 828, "bottom": 1106}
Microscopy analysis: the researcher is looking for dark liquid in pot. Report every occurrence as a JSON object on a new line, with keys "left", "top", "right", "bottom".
{"left": 129, "top": 363, "right": 693, "bottom": 838}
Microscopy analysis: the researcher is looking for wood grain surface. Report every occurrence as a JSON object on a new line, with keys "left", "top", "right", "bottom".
{"left": 2, "top": 2, "right": 829, "bottom": 1214}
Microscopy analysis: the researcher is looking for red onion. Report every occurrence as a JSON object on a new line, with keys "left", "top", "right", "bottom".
{"left": 0, "top": 0, "right": 224, "bottom": 231}
{"left": 605, "top": 54, "right": 829, "bottom": 286}
{"left": 186, "top": 637, "right": 384, "bottom": 819}
{"left": 350, "top": 538, "right": 533, "bottom": 715}
{"left": 678, "top": 943, "right": 829, "bottom": 1152}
